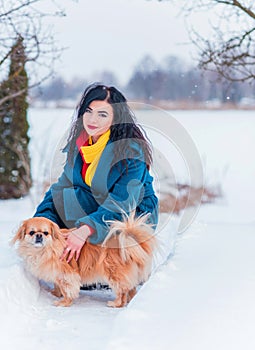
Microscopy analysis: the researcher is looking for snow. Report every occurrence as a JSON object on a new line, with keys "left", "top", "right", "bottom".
{"left": 1, "top": 108, "right": 255, "bottom": 349}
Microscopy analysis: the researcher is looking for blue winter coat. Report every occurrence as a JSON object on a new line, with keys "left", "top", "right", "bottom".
{"left": 34, "top": 139, "right": 158, "bottom": 244}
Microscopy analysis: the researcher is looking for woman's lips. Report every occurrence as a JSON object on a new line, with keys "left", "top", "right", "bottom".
{"left": 87, "top": 125, "right": 97, "bottom": 130}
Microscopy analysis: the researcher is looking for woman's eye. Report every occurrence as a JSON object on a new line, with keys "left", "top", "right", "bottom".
{"left": 98, "top": 113, "right": 107, "bottom": 118}
{"left": 29, "top": 231, "right": 35, "bottom": 236}
{"left": 43, "top": 231, "right": 49, "bottom": 236}
{"left": 85, "top": 108, "right": 92, "bottom": 113}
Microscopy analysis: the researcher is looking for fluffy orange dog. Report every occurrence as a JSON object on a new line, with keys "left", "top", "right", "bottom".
{"left": 12, "top": 213, "right": 157, "bottom": 307}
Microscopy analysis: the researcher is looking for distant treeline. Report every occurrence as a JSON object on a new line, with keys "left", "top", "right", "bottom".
{"left": 33, "top": 55, "right": 255, "bottom": 107}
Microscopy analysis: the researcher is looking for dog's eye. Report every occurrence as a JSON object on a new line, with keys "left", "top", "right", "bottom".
{"left": 29, "top": 231, "right": 35, "bottom": 236}
{"left": 43, "top": 231, "right": 49, "bottom": 236}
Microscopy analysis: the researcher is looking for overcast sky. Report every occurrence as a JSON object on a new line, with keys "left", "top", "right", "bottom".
{"left": 47, "top": 0, "right": 201, "bottom": 85}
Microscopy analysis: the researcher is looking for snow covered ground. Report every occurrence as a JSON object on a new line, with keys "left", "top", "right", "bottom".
{"left": 0, "top": 108, "right": 254, "bottom": 349}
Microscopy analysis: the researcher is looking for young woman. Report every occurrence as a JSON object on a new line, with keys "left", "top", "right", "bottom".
{"left": 34, "top": 83, "right": 158, "bottom": 262}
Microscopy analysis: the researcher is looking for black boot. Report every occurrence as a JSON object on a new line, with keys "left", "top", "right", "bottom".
{"left": 80, "top": 283, "right": 110, "bottom": 290}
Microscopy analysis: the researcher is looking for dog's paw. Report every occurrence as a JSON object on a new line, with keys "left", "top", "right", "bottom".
{"left": 107, "top": 300, "right": 126, "bottom": 308}
{"left": 53, "top": 298, "right": 73, "bottom": 307}
{"left": 107, "top": 300, "right": 118, "bottom": 308}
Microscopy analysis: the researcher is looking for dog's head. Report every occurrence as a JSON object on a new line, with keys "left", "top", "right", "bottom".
{"left": 11, "top": 217, "right": 62, "bottom": 248}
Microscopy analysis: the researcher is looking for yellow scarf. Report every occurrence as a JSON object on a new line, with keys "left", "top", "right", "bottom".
{"left": 80, "top": 130, "right": 110, "bottom": 186}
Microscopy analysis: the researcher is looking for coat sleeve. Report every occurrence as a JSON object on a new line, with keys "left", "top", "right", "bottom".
{"left": 75, "top": 156, "right": 149, "bottom": 244}
{"left": 33, "top": 165, "right": 72, "bottom": 227}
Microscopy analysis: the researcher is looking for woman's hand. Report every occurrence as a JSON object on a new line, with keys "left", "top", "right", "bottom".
{"left": 61, "top": 225, "right": 92, "bottom": 262}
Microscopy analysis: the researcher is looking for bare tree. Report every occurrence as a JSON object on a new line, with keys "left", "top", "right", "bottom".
{"left": 0, "top": 0, "right": 67, "bottom": 106}
{"left": 0, "top": 1, "right": 69, "bottom": 199}
{"left": 165, "top": 1, "right": 255, "bottom": 82}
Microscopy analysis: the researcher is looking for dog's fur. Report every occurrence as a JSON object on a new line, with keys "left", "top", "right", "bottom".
{"left": 11, "top": 213, "right": 157, "bottom": 307}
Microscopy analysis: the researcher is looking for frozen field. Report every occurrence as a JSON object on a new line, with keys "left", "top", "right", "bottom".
{"left": 0, "top": 107, "right": 254, "bottom": 349}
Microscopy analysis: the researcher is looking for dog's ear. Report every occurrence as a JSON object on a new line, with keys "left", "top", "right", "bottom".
{"left": 11, "top": 221, "right": 27, "bottom": 245}
{"left": 50, "top": 222, "right": 62, "bottom": 239}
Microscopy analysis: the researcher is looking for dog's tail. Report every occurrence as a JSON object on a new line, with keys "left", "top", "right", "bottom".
{"left": 103, "top": 211, "right": 157, "bottom": 264}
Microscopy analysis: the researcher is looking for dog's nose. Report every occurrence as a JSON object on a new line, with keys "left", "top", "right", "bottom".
{"left": 35, "top": 234, "right": 43, "bottom": 244}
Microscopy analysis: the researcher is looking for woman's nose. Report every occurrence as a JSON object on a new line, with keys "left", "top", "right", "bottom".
{"left": 88, "top": 111, "right": 98, "bottom": 122}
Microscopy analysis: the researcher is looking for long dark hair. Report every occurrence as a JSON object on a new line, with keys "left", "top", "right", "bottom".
{"left": 66, "top": 83, "right": 153, "bottom": 169}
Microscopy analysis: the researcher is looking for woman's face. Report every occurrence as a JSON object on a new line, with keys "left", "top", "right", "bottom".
{"left": 82, "top": 99, "right": 114, "bottom": 142}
